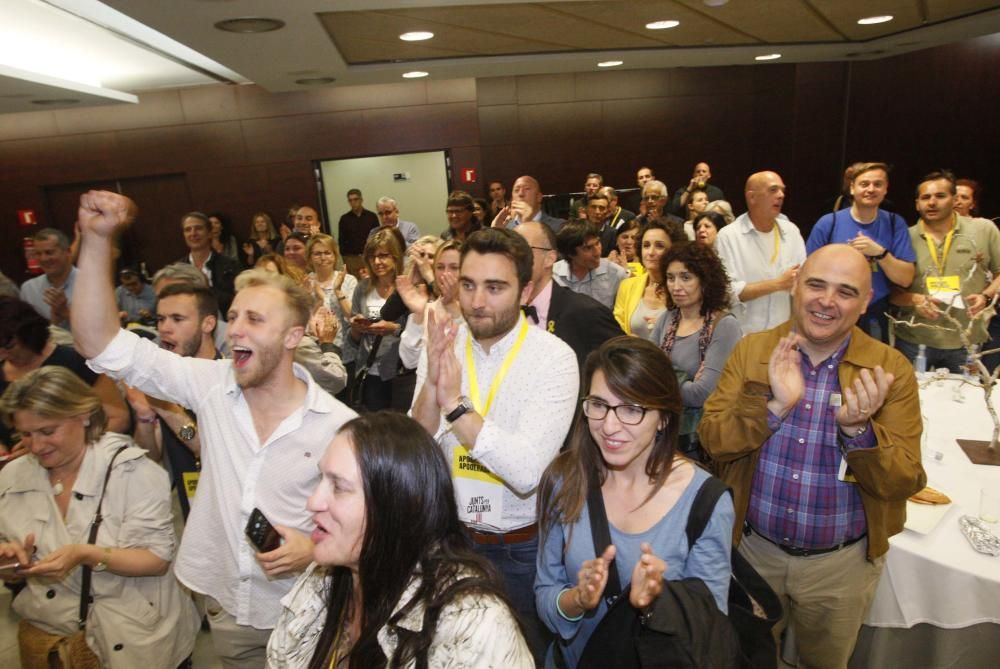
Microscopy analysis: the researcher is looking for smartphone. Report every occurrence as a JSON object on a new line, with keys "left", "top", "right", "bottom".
{"left": 0, "top": 559, "right": 22, "bottom": 574}
{"left": 245, "top": 508, "right": 281, "bottom": 553}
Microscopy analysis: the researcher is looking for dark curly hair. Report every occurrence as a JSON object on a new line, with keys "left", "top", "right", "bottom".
{"left": 658, "top": 242, "right": 731, "bottom": 315}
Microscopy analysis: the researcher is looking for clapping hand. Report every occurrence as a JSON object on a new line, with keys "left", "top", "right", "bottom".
{"left": 575, "top": 544, "right": 616, "bottom": 611}
{"left": 629, "top": 542, "right": 666, "bottom": 609}
{"left": 837, "top": 366, "right": 894, "bottom": 434}
{"left": 848, "top": 232, "right": 884, "bottom": 259}
{"left": 767, "top": 333, "right": 805, "bottom": 419}
{"left": 396, "top": 274, "right": 430, "bottom": 316}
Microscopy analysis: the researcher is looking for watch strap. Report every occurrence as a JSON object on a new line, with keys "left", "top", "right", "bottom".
{"left": 444, "top": 397, "right": 472, "bottom": 423}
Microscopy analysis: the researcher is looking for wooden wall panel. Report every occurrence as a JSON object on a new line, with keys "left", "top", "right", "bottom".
{"left": 3, "top": 33, "right": 1000, "bottom": 285}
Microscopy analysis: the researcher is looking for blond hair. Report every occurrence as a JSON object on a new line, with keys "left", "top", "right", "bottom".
{"left": 234, "top": 268, "right": 312, "bottom": 328}
{"left": 0, "top": 367, "right": 106, "bottom": 443}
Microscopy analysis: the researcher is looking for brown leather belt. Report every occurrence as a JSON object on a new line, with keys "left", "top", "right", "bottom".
{"left": 467, "top": 522, "right": 538, "bottom": 545}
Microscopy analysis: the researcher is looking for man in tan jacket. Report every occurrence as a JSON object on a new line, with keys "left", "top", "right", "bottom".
{"left": 699, "top": 244, "right": 925, "bottom": 668}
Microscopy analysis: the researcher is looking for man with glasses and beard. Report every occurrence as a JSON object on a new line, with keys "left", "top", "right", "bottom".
{"left": 411, "top": 227, "right": 579, "bottom": 663}
{"left": 71, "top": 190, "right": 356, "bottom": 669}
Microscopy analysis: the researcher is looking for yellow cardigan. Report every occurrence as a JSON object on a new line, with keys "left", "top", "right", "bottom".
{"left": 613, "top": 274, "right": 649, "bottom": 335}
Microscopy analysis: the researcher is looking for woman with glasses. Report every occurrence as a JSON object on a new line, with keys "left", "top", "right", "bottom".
{"left": 535, "top": 337, "right": 734, "bottom": 668}
{"left": 307, "top": 234, "right": 356, "bottom": 357}
{"left": 346, "top": 230, "right": 406, "bottom": 411}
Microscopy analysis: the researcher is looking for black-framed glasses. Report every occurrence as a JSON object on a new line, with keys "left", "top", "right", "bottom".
{"left": 581, "top": 398, "right": 650, "bottom": 425}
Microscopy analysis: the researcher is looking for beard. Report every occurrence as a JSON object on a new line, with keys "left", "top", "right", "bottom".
{"left": 464, "top": 300, "right": 521, "bottom": 343}
{"left": 234, "top": 339, "right": 284, "bottom": 388}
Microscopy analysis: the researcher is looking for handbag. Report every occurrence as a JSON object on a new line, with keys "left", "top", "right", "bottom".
{"left": 348, "top": 334, "right": 382, "bottom": 412}
{"left": 18, "top": 446, "right": 128, "bottom": 669}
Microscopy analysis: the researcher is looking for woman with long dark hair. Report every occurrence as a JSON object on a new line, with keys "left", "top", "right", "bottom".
{"left": 650, "top": 242, "right": 740, "bottom": 460}
{"left": 267, "top": 412, "right": 531, "bottom": 668}
{"left": 535, "top": 338, "right": 734, "bottom": 668}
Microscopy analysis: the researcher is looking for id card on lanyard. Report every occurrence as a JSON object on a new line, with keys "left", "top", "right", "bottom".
{"left": 923, "top": 218, "right": 962, "bottom": 301}
{"left": 452, "top": 318, "right": 529, "bottom": 529}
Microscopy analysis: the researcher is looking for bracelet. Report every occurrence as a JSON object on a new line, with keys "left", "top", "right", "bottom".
{"left": 556, "top": 587, "right": 584, "bottom": 622}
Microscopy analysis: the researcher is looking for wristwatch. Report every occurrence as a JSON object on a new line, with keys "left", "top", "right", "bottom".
{"left": 178, "top": 423, "right": 197, "bottom": 442}
{"left": 444, "top": 396, "right": 474, "bottom": 424}
{"left": 867, "top": 249, "right": 889, "bottom": 261}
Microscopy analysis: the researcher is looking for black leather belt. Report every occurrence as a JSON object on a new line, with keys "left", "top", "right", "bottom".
{"left": 749, "top": 525, "right": 865, "bottom": 557}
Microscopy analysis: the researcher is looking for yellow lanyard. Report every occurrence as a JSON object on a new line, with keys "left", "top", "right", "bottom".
{"left": 923, "top": 215, "right": 956, "bottom": 275}
{"left": 769, "top": 226, "right": 781, "bottom": 265}
{"left": 465, "top": 317, "right": 529, "bottom": 416}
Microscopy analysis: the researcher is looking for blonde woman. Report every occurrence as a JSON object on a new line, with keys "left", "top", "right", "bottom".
{"left": 0, "top": 367, "right": 199, "bottom": 668}
{"left": 243, "top": 211, "right": 281, "bottom": 267}
{"left": 307, "top": 234, "right": 357, "bottom": 356}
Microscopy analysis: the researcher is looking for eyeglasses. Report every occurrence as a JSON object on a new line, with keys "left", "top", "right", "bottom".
{"left": 446, "top": 208, "right": 469, "bottom": 216}
{"left": 581, "top": 398, "right": 651, "bottom": 425}
{"left": 530, "top": 246, "right": 552, "bottom": 253}
{"left": 642, "top": 194, "right": 665, "bottom": 201}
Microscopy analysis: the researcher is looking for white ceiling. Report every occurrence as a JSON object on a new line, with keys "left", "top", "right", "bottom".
{"left": 3, "top": 0, "right": 1000, "bottom": 114}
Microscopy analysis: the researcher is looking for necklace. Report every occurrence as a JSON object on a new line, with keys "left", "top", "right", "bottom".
{"left": 51, "top": 478, "right": 65, "bottom": 496}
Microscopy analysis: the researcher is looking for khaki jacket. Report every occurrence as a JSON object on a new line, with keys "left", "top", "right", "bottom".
{"left": 698, "top": 321, "right": 926, "bottom": 559}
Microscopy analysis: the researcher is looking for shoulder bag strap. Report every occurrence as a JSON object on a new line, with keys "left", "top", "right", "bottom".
{"left": 685, "top": 476, "right": 730, "bottom": 549}
{"left": 78, "top": 445, "right": 128, "bottom": 629}
{"left": 585, "top": 481, "right": 622, "bottom": 601}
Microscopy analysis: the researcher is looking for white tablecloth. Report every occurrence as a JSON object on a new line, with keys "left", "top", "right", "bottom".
{"left": 865, "top": 375, "right": 1000, "bottom": 629}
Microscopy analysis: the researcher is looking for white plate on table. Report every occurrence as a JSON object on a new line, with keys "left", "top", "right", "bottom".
{"left": 904, "top": 487, "right": 954, "bottom": 534}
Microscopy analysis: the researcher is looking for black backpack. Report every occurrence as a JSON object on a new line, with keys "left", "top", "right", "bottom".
{"left": 576, "top": 476, "right": 781, "bottom": 669}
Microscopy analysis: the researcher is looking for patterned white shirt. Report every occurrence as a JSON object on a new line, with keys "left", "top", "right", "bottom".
{"left": 87, "top": 329, "right": 356, "bottom": 629}
{"left": 413, "top": 315, "right": 578, "bottom": 531}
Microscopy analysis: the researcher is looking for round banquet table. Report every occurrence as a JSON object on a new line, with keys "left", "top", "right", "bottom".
{"left": 849, "top": 374, "right": 1000, "bottom": 668}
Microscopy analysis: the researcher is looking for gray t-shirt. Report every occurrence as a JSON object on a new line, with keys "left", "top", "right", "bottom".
{"left": 650, "top": 311, "right": 742, "bottom": 407}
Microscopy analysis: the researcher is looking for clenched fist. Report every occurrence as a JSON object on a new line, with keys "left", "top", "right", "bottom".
{"left": 78, "top": 190, "right": 138, "bottom": 238}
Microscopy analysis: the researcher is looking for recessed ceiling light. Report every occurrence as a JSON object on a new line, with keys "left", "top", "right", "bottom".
{"left": 858, "top": 15, "right": 894, "bottom": 25}
{"left": 598, "top": 60, "right": 623, "bottom": 68}
{"left": 755, "top": 53, "right": 782, "bottom": 61}
{"left": 31, "top": 98, "right": 80, "bottom": 106}
{"left": 399, "top": 31, "right": 434, "bottom": 41}
{"left": 402, "top": 71, "right": 429, "bottom": 79}
{"left": 703, "top": 0, "right": 729, "bottom": 6}
{"left": 645, "top": 20, "right": 680, "bottom": 30}
{"left": 214, "top": 17, "right": 285, "bottom": 33}
{"left": 295, "top": 77, "right": 336, "bottom": 86}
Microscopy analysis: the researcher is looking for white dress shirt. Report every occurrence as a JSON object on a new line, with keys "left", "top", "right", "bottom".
{"left": 714, "top": 213, "right": 806, "bottom": 335}
{"left": 413, "top": 315, "right": 578, "bottom": 531}
{"left": 87, "top": 329, "right": 357, "bottom": 629}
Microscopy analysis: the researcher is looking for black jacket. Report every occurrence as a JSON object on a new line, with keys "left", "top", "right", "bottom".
{"left": 177, "top": 252, "right": 242, "bottom": 317}
{"left": 546, "top": 282, "right": 625, "bottom": 370}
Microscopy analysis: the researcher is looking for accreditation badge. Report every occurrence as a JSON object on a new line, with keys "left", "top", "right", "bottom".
{"left": 925, "top": 275, "right": 961, "bottom": 295}
{"left": 182, "top": 471, "right": 200, "bottom": 500}
{"left": 452, "top": 445, "right": 504, "bottom": 528}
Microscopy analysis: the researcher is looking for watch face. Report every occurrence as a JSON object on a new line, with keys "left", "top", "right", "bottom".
{"left": 179, "top": 424, "right": 196, "bottom": 441}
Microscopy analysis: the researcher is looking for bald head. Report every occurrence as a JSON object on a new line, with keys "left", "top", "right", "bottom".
{"left": 800, "top": 244, "right": 872, "bottom": 296}
{"left": 515, "top": 221, "right": 557, "bottom": 297}
{"left": 512, "top": 176, "right": 543, "bottom": 215}
{"left": 793, "top": 244, "right": 873, "bottom": 353}
{"left": 745, "top": 171, "right": 786, "bottom": 228}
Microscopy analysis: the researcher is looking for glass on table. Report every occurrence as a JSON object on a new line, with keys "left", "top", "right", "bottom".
{"left": 979, "top": 488, "right": 1000, "bottom": 524}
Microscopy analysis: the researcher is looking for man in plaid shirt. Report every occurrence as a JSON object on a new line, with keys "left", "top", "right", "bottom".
{"left": 700, "top": 243, "right": 926, "bottom": 668}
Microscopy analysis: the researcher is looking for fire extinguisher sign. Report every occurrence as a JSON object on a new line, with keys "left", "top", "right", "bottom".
{"left": 18, "top": 209, "right": 38, "bottom": 226}
{"left": 24, "top": 237, "right": 42, "bottom": 274}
